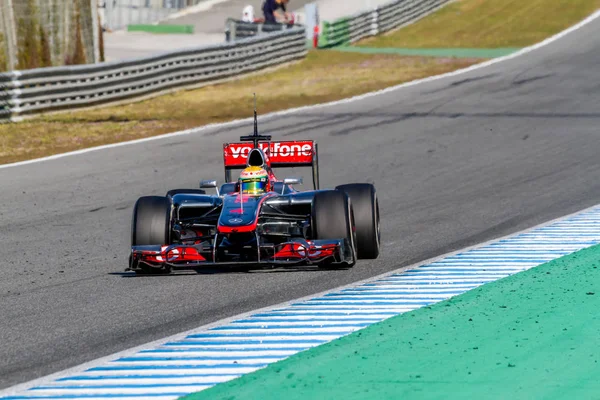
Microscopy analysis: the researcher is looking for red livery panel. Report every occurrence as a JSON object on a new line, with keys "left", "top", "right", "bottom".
{"left": 224, "top": 140, "right": 315, "bottom": 167}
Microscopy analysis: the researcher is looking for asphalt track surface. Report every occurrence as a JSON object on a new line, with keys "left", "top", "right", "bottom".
{"left": 1, "top": 18, "right": 600, "bottom": 390}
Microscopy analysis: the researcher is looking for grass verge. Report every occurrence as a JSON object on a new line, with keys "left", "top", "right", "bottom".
{"left": 358, "top": 0, "right": 600, "bottom": 48}
{"left": 0, "top": 52, "right": 479, "bottom": 165}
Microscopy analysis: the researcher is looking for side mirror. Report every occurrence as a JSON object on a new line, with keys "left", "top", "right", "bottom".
{"left": 283, "top": 177, "right": 303, "bottom": 185}
{"left": 200, "top": 180, "right": 219, "bottom": 196}
{"left": 282, "top": 177, "right": 302, "bottom": 194}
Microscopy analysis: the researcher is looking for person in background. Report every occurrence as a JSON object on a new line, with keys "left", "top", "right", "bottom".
{"left": 262, "top": 0, "right": 290, "bottom": 24}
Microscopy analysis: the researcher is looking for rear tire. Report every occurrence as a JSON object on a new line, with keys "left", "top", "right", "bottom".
{"left": 131, "top": 196, "right": 171, "bottom": 274}
{"left": 335, "top": 183, "right": 380, "bottom": 259}
{"left": 311, "top": 190, "right": 356, "bottom": 268}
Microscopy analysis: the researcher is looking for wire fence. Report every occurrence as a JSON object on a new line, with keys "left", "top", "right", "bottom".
{"left": 0, "top": 0, "right": 101, "bottom": 72}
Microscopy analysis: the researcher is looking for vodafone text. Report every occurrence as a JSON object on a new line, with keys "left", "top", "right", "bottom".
{"left": 229, "top": 142, "right": 313, "bottom": 159}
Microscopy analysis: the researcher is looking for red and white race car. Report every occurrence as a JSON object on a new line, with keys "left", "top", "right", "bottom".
{"left": 129, "top": 112, "right": 380, "bottom": 274}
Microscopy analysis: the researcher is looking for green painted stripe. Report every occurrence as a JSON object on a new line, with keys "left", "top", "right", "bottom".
{"left": 182, "top": 244, "right": 600, "bottom": 399}
{"left": 127, "top": 24, "right": 194, "bottom": 34}
{"left": 319, "top": 18, "right": 351, "bottom": 48}
{"left": 331, "top": 46, "right": 521, "bottom": 58}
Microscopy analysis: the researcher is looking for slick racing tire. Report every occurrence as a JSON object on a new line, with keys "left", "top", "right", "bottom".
{"left": 335, "top": 183, "right": 380, "bottom": 259}
{"left": 311, "top": 190, "right": 357, "bottom": 268}
{"left": 131, "top": 196, "right": 171, "bottom": 275}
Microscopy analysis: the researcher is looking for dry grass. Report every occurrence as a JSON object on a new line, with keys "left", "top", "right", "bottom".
{"left": 0, "top": 52, "right": 479, "bottom": 164}
{"left": 359, "top": 0, "right": 600, "bottom": 48}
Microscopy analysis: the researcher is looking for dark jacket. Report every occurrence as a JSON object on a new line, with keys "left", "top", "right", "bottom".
{"left": 262, "top": 0, "right": 286, "bottom": 23}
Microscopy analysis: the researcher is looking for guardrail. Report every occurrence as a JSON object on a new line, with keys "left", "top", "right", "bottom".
{"left": 319, "top": 0, "right": 450, "bottom": 47}
{"left": 225, "top": 19, "right": 302, "bottom": 42}
{"left": 0, "top": 27, "right": 306, "bottom": 122}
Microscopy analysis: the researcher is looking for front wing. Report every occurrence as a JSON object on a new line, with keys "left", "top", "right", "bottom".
{"left": 130, "top": 238, "right": 354, "bottom": 271}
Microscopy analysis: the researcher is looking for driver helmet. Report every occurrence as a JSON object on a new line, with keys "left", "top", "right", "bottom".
{"left": 239, "top": 166, "right": 270, "bottom": 195}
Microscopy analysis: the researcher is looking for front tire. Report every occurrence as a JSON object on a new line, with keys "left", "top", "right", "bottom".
{"left": 335, "top": 183, "right": 380, "bottom": 259}
{"left": 131, "top": 196, "right": 171, "bottom": 274}
{"left": 311, "top": 190, "right": 356, "bottom": 268}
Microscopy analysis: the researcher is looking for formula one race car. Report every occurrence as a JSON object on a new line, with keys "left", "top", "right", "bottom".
{"left": 128, "top": 108, "right": 380, "bottom": 274}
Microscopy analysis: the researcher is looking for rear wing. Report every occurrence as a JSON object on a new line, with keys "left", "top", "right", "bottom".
{"left": 223, "top": 140, "right": 320, "bottom": 189}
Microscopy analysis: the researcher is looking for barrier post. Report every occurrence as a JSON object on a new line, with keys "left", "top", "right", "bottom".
{"left": 231, "top": 20, "right": 237, "bottom": 41}
{"left": 371, "top": 7, "right": 379, "bottom": 36}
{"left": 303, "top": 3, "right": 319, "bottom": 48}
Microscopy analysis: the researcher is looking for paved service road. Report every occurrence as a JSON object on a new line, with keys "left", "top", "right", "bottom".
{"left": 164, "top": 0, "right": 317, "bottom": 34}
{"left": 1, "top": 18, "right": 599, "bottom": 389}
{"left": 102, "top": 0, "right": 315, "bottom": 61}
{"left": 103, "top": 31, "right": 224, "bottom": 61}
{"left": 102, "top": 0, "right": 363, "bottom": 61}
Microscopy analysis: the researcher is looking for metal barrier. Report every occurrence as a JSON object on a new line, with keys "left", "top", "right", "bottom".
{"left": 0, "top": 0, "right": 454, "bottom": 121}
{"left": 225, "top": 19, "right": 302, "bottom": 42}
{"left": 0, "top": 27, "right": 306, "bottom": 121}
{"left": 319, "top": 0, "right": 450, "bottom": 47}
